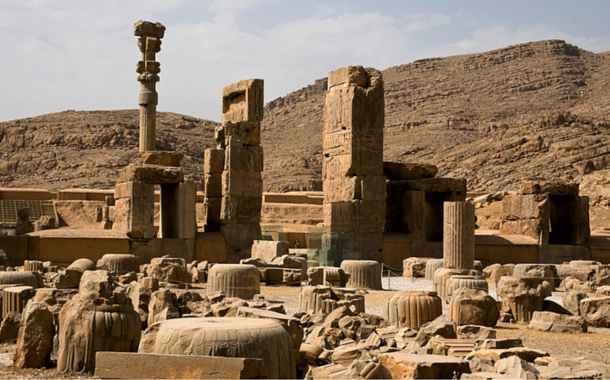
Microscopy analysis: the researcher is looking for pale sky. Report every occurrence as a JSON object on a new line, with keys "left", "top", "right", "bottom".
{"left": 1, "top": 0, "right": 609, "bottom": 123}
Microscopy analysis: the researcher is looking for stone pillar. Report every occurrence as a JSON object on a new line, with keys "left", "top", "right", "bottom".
{"left": 113, "top": 181, "right": 154, "bottom": 238}
{"left": 321, "top": 66, "right": 386, "bottom": 266}
{"left": 443, "top": 201, "right": 475, "bottom": 270}
{"left": 134, "top": 21, "right": 165, "bottom": 152}
{"left": 203, "top": 148, "right": 225, "bottom": 231}
{"left": 218, "top": 79, "right": 264, "bottom": 262}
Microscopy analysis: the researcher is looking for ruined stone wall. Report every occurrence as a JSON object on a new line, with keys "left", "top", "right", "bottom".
{"left": 321, "top": 66, "right": 385, "bottom": 265}
{"left": 210, "top": 79, "right": 264, "bottom": 262}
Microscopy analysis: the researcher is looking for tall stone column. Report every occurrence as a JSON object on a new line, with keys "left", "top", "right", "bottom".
{"left": 321, "top": 66, "right": 386, "bottom": 266}
{"left": 443, "top": 201, "right": 475, "bottom": 269}
{"left": 217, "top": 79, "right": 264, "bottom": 262}
{"left": 134, "top": 21, "right": 165, "bottom": 152}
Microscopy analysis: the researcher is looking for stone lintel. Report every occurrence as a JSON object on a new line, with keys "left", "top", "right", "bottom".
{"left": 519, "top": 179, "right": 579, "bottom": 196}
{"left": 386, "top": 178, "right": 467, "bottom": 194}
{"left": 138, "top": 151, "right": 184, "bottom": 167}
{"left": 95, "top": 352, "right": 265, "bottom": 379}
{"left": 119, "top": 164, "right": 183, "bottom": 185}
{"left": 383, "top": 161, "right": 438, "bottom": 180}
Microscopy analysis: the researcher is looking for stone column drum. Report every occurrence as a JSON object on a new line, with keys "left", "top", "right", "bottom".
{"left": 139, "top": 317, "right": 296, "bottom": 379}
{"left": 383, "top": 291, "right": 442, "bottom": 330}
{"left": 97, "top": 254, "right": 139, "bottom": 276}
{"left": 445, "top": 275, "right": 488, "bottom": 302}
{"left": 340, "top": 260, "right": 382, "bottom": 290}
{"left": 207, "top": 264, "right": 260, "bottom": 300}
{"left": 425, "top": 259, "right": 445, "bottom": 281}
{"left": 443, "top": 201, "right": 475, "bottom": 270}
{"left": 425, "top": 259, "right": 444, "bottom": 281}
{"left": 24, "top": 260, "right": 44, "bottom": 272}
{"left": 2, "top": 286, "right": 35, "bottom": 319}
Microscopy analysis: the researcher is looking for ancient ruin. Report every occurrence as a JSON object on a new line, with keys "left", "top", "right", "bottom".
{"left": 320, "top": 66, "right": 386, "bottom": 266}
{"left": 0, "top": 19, "right": 609, "bottom": 380}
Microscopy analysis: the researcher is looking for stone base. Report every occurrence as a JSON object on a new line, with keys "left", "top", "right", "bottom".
{"left": 94, "top": 352, "right": 265, "bottom": 379}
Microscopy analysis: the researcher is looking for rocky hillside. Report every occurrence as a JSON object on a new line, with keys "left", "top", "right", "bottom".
{"left": 0, "top": 110, "right": 217, "bottom": 190}
{"left": 262, "top": 39, "right": 610, "bottom": 192}
{"left": 1, "top": 40, "right": 609, "bottom": 194}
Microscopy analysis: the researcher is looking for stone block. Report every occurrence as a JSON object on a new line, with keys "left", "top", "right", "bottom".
{"left": 251, "top": 240, "right": 289, "bottom": 262}
{"left": 138, "top": 151, "right": 183, "bottom": 167}
{"left": 377, "top": 353, "right": 470, "bottom": 379}
{"left": 220, "top": 196, "right": 262, "bottom": 223}
{"left": 204, "top": 148, "right": 225, "bottom": 174}
{"left": 95, "top": 352, "right": 265, "bottom": 379}
{"left": 500, "top": 194, "right": 548, "bottom": 220}
{"left": 519, "top": 179, "right": 579, "bottom": 195}
{"left": 222, "top": 171, "right": 262, "bottom": 198}
{"left": 579, "top": 296, "right": 610, "bottom": 327}
{"left": 222, "top": 79, "right": 264, "bottom": 123}
{"left": 528, "top": 311, "right": 587, "bottom": 333}
{"left": 204, "top": 174, "right": 222, "bottom": 198}
{"left": 13, "top": 301, "right": 54, "bottom": 368}
{"left": 328, "top": 65, "right": 368, "bottom": 88}
{"left": 203, "top": 197, "right": 222, "bottom": 227}
{"left": 224, "top": 141, "right": 264, "bottom": 172}
{"left": 114, "top": 181, "right": 151, "bottom": 200}
{"left": 223, "top": 121, "right": 261, "bottom": 146}
{"left": 386, "top": 177, "right": 467, "bottom": 193}
{"left": 118, "top": 164, "right": 184, "bottom": 185}
{"left": 383, "top": 162, "right": 438, "bottom": 180}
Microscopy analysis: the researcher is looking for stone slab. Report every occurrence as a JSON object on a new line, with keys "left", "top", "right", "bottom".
{"left": 377, "top": 352, "right": 470, "bottom": 379}
{"left": 118, "top": 164, "right": 184, "bottom": 184}
{"left": 95, "top": 352, "right": 266, "bottom": 379}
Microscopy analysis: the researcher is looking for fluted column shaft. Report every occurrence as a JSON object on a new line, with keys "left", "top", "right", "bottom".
{"left": 443, "top": 201, "right": 475, "bottom": 269}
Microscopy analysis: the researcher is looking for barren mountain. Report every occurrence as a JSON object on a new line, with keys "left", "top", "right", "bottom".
{"left": 1, "top": 39, "right": 609, "bottom": 195}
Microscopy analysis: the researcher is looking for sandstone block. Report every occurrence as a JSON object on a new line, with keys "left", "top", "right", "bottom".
{"left": 138, "top": 151, "right": 183, "bottom": 167}
{"left": 528, "top": 311, "right": 587, "bottom": 333}
{"left": 204, "top": 148, "right": 225, "bottom": 174}
{"left": 251, "top": 240, "right": 289, "bottom": 262}
{"left": 579, "top": 296, "right": 610, "bottom": 327}
{"left": 562, "top": 292, "right": 586, "bottom": 316}
{"left": 383, "top": 162, "right": 438, "bottom": 180}
{"left": 448, "top": 288, "right": 499, "bottom": 327}
{"left": 13, "top": 301, "right": 54, "bottom": 368}
{"left": 118, "top": 164, "right": 184, "bottom": 184}
{"left": 222, "top": 79, "right": 264, "bottom": 123}
{"left": 378, "top": 352, "right": 470, "bottom": 379}
{"left": 95, "top": 352, "right": 266, "bottom": 379}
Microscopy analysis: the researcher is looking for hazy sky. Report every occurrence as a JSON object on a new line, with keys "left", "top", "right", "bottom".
{"left": 1, "top": 0, "right": 609, "bottom": 123}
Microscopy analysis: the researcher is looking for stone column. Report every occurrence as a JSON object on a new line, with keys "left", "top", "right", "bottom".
{"left": 134, "top": 21, "right": 165, "bottom": 152}
{"left": 321, "top": 66, "right": 386, "bottom": 266}
{"left": 443, "top": 201, "right": 475, "bottom": 269}
{"left": 218, "top": 79, "right": 264, "bottom": 262}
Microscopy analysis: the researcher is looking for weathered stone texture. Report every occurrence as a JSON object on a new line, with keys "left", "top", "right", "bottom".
{"left": 321, "top": 66, "right": 385, "bottom": 265}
